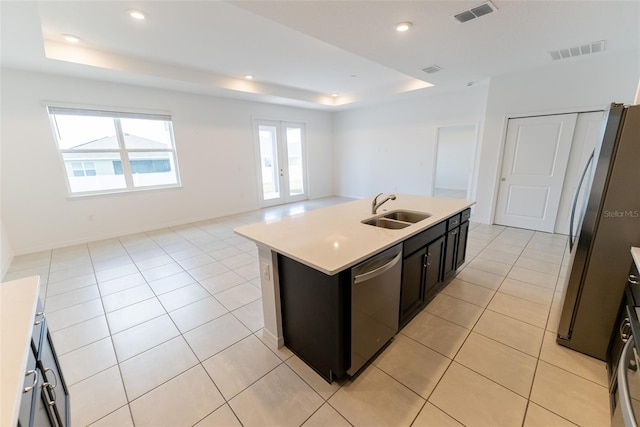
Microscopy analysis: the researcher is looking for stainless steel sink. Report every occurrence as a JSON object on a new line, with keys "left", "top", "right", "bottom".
{"left": 382, "top": 210, "right": 431, "bottom": 223}
{"left": 361, "top": 217, "right": 411, "bottom": 229}
{"left": 361, "top": 210, "right": 431, "bottom": 229}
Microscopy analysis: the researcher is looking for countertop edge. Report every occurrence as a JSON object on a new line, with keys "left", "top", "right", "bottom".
{"left": 235, "top": 197, "right": 474, "bottom": 275}
{"left": 632, "top": 247, "right": 640, "bottom": 272}
{"left": 1, "top": 276, "right": 41, "bottom": 427}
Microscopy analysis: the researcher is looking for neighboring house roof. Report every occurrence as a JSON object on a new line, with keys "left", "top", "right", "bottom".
{"left": 72, "top": 134, "right": 168, "bottom": 149}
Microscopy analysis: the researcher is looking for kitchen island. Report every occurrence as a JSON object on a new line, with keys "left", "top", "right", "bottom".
{"left": 235, "top": 195, "right": 474, "bottom": 380}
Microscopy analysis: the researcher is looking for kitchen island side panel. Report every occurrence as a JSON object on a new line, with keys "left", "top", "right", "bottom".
{"left": 278, "top": 254, "right": 350, "bottom": 381}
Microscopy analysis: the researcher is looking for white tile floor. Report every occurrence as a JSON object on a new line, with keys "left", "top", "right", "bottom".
{"left": 5, "top": 197, "right": 612, "bottom": 427}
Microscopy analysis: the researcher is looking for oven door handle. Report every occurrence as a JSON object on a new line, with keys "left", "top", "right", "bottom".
{"left": 619, "top": 335, "right": 639, "bottom": 427}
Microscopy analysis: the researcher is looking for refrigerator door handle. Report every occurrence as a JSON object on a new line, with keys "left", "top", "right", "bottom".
{"left": 569, "top": 150, "right": 595, "bottom": 251}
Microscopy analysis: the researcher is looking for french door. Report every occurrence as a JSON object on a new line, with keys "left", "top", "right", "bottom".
{"left": 254, "top": 120, "right": 307, "bottom": 207}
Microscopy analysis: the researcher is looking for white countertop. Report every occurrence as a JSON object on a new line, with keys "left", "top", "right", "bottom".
{"left": 632, "top": 247, "right": 640, "bottom": 271}
{"left": 235, "top": 195, "right": 474, "bottom": 275}
{"left": 1, "top": 276, "right": 40, "bottom": 427}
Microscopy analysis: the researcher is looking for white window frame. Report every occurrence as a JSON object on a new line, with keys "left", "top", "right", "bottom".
{"left": 47, "top": 106, "right": 182, "bottom": 196}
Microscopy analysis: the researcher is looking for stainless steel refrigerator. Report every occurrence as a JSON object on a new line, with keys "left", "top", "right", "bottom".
{"left": 557, "top": 103, "right": 640, "bottom": 360}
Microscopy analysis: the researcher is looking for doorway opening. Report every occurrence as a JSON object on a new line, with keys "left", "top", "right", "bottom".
{"left": 434, "top": 124, "right": 477, "bottom": 200}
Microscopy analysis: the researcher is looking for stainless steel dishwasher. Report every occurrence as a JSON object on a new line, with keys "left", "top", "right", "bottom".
{"left": 348, "top": 243, "right": 403, "bottom": 376}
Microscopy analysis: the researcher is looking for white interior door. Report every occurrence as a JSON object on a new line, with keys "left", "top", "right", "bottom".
{"left": 494, "top": 113, "right": 577, "bottom": 232}
{"left": 255, "top": 120, "right": 307, "bottom": 207}
{"left": 553, "top": 111, "right": 605, "bottom": 234}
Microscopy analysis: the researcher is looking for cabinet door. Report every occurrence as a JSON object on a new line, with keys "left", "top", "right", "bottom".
{"left": 17, "top": 343, "right": 38, "bottom": 427}
{"left": 278, "top": 255, "right": 349, "bottom": 382}
{"left": 425, "top": 236, "right": 445, "bottom": 295}
{"left": 444, "top": 228, "right": 459, "bottom": 280}
{"left": 34, "top": 370, "right": 58, "bottom": 427}
{"left": 39, "top": 330, "right": 69, "bottom": 427}
{"left": 400, "top": 248, "right": 426, "bottom": 326}
{"left": 455, "top": 221, "right": 469, "bottom": 269}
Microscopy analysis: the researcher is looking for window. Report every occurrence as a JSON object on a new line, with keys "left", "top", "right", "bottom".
{"left": 47, "top": 107, "right": 180, "bottom": 195}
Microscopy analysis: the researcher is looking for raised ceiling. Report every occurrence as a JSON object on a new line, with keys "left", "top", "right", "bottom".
{"left": 1, "top": 1, "right": 638, "bottom": 110}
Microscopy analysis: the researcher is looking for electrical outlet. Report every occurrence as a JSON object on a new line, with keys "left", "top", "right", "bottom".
{"left": 261, "top": 262, "right": 270, "bottom": 281}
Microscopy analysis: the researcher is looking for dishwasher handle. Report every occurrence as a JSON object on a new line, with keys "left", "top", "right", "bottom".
{"left": 354, "top": 251, "right": 402, "bottom": 285}
{"left": 618, "top": 335, "right": 639, "bottom": 427}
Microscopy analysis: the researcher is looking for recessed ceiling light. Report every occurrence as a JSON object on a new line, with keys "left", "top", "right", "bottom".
{"left": 395, "top": 22, "right": 412, "bottom": 32}
{"left": 332, "top": 93, "right": 339, "bottom": 97}
{"left": 62, "top": 34, "right": 80, "bottom": 43}
{"left": 244, "top": 74, "right": 254, "bottom": 80}
{"left": 128, "top": 10, "right": 146, "bottom": 20}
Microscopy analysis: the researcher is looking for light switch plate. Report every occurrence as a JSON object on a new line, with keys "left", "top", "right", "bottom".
{"left": 261, "top": 262, "right": 270, "bottom": 281}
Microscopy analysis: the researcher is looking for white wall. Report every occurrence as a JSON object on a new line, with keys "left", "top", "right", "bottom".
{"left": 333, "top": 86, "right": 489, "bottom": 199}
{"left": 0, "top": 219, "right": 13, "bottom": 280}
{"left": 333, "top": 50, "right": 638, "bottom": 224}
{"left": 474, "top": 50, "right": 639, "bottom": 223}
{"left": 1, "top": 69, "right": 334, "bottom": 254}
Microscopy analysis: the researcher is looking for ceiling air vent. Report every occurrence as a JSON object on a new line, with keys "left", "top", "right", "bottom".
{"left": 453, "top": 1, "right": 497, "bottom": 23}
{"left": 422, "top": 65, "right": 442, "bottom": 74}
{"left": 549, "top": 40, "right": 606, "bottom": 61}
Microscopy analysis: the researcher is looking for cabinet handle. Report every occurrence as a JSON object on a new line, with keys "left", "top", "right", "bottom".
{"left": 451, "top": 229, "right": 458, "bottom": 236}
{"left": 43, "top": 367, "right": 58, "bottom": 390}
{"left": 43, "top": 383, "right": 56, "bottom": 407}
{"left": 42, "top": 367, "right": 59, "bottom": 406}
{"left": 630, "top": 275, "right": 639, "bottom": 285}
{"left": 23, "top": 369, "right": 38, "bottom": 393}
{"left": 34, "top": 313, "right": 46, "bottom": 326}
{"left": 425, "top": 253, "right": 432, "bottom": 267}
{"left": 621, "top": 318, "right": 633, "bottom": 342}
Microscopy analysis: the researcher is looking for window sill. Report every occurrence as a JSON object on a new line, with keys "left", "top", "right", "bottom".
{"left": 65, "top": 184, "right": 183, "bottom": 200}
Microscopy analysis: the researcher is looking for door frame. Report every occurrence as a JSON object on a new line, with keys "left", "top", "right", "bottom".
{"left": 431, "top": 122, "right": 480, "bottom": 202}
{"left": 490, "top": 105, "right": 608, "bottom": 227}
{"left": 252, "top": 117, "right": 309, "bottom": 208}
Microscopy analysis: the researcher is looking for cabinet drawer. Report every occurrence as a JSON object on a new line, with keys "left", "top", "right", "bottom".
{"left": 461, "top": 208, "right": 471, "bottom": 223}
{"left": 403, "top": 221, "right": 446, "bottom": 255}
{"left": 447, "top": 214, "right": 461, "bottom": 231}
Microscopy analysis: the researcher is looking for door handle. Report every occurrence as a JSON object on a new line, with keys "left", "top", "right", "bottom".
{"left": 569, "top": 150, "right": 594, "bottom": 251}
{"left": 617, "top": 336, "right": 640, "bottom": 427}
{"left": 353, "top": 252, "right": 402, "bottom": 284}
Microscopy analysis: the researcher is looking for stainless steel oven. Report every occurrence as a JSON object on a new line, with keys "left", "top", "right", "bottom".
{"left": 612, "top": 334, "right": 640, "bottom": 427}
{"left": 610, "top": 266, "right": 640, "bottom": 426}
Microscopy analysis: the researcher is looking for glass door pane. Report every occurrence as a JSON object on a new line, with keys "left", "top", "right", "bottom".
{"left": 285, "top": 126, "right": 304, "bottom": 197}
{"left": 258, "top": 125, "right": 280, "bottom": 201}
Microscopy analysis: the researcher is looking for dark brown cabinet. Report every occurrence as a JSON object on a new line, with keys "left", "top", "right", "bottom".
{"left": 277, "top": 210, "right": 471, "bottom": 382}
{"left": 278, "top": 254, "right": 350, "bottom": 382}
{"left": 443, "top": 209, "right": 471, "bottom": 280}
{"left": 400, "top": 208, "right": 471, "bottom": 327}
{"left": 426, "top": 236, "right": 446, "bottom": 294}
{"left": 399, "top": 222, "right": 447, "bottom": 327}
{"left": 400, "top": 248, "right": 428, "bottom": 323}
{"left": 18, "top": 307, "right": 69, "bottom": 427}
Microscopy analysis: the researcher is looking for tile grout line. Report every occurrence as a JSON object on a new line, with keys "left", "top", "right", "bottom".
{"left": 21, "top": 203, "right": 597, "bottom": 426}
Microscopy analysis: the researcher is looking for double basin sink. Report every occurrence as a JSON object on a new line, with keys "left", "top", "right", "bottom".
{"left": 362, "top": 210, "right": 431, "bottom": 229}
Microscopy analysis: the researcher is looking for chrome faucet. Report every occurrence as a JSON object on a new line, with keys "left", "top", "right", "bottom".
{"left": 372, "top": 193, "right": 396, "bottom": 214}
